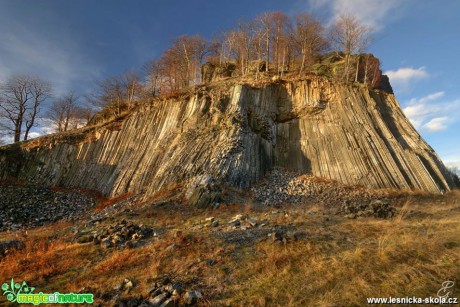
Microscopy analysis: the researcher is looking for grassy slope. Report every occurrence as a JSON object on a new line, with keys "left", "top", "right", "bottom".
{"left": 0, "top": 189, "right": 459, "bottom": 306}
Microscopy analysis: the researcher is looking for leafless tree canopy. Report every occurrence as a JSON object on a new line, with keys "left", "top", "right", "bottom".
{"left": 47, "top": 92, "right": 91, "bottom": 133}
{"left": 85, "top": 70, "right": 141, "bottom": 117}
{"left": 329, "top": 15, "right": 373, "bottom": 82}
{"left": 142, "top": 12, "right": 376, "bottom": 96}
{"left": 0, "top": 75, "right": 52, "bottom": 142}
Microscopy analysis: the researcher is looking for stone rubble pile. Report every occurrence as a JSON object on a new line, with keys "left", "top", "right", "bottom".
{"left": 211, "top": 213, "right": 303, "bottom": 245}
{"left": 226, "top": 214, "right": 268, "bottom": 230}
{"left": 113, "top": 276, "right": 203, "bottom": 306}
{"left": 75, "top": 220, "right": 158, "bottom": 249}
{"left": 0, "top": 185, "right": 95, "bottom": 231}
{"left": 251, "top": 168, "right": 397, "bottom": 218}
{"left": 341, "top": 199, "right": 396, "bottom": 219}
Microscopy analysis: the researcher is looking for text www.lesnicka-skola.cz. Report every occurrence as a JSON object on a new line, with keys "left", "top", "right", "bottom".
{"left": 366, "top": 296, "right": 458, "bottom": 304}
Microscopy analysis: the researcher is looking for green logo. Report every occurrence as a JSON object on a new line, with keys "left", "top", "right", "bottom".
{"left": 2, "top": 279, "right": 93, "bottom": 305}
{"left": 2, "top": 279, "right": 35, "bottom": 302}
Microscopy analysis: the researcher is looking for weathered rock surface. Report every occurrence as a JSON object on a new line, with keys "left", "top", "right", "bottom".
{"left": 201, "top": 62, "right": 237, "bottom": 83}
{"left": 0, "top": 78, "right": 455, "bottom": 198}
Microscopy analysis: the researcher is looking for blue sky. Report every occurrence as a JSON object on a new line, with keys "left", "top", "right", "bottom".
{"left": 0, "top": 0, "right": 459, "bottom": 168}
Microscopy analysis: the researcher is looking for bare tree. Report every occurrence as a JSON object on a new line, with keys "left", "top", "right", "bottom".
{"left": 270, "top": 12, "right": 290, "bottom": 73}
{"left": 120, "top": 70, "right": 140, "bottom": 108}
{"left": 0, "top": 75, "right": 52, "bottom": 142}
{"left": 257, "top": 13, "right": 273, "bottom": 72}
{"left": 292, "top": 13, "right": 327, "bottom": 74}
{"left": 329, "top": 15, "right": 372, "bottom": 81}
{"left": 227, "top": 20, "right": 258, "bottom": 76}
{"left": 47, "top": 92, "right": 82, "bottom": 132}
{"left": 170, "top": 35, "right": 208, "bottom": 87}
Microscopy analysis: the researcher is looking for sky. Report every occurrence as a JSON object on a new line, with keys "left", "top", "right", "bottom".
{"left": 0, "top": 0, "right": 459, "bottom": 168}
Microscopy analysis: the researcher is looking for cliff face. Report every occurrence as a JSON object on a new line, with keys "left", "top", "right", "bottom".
{"left": 0, "top": 78, "right": 455, "bottom": 196}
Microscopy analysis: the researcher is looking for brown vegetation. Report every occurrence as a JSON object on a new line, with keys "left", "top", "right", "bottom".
{"left": 0, "top": 190, "right": 458, "bottom": 306}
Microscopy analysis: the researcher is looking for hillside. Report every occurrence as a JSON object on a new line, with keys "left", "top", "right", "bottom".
{"left": 0, "top": 174, "right": 459, "bottom": 306}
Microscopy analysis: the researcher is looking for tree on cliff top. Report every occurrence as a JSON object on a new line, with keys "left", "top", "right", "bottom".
{"left": 329, "top": 15, "right": 373, "bottom": 82}
{"left": 0, "top": 75, "right": 52, "bottom": 142}
{"left": 47, "top": 92, "right": 90, "bottom": 133}
{"left": 291, "top": 13, "right": 328, "bottom": 75}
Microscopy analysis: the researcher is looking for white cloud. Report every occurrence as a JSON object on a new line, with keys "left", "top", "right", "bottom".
{"left": 385, "top": 66, "right": 428, "bottom": 84}
{"left": 384, "top": 67, "right": 428, "bottom": 93}
{"left": 444, "top": 159, "right": 460, "bottom": 170}
{"left": 27, "top": 132, "right": 42, "bottom": 139}
{"left": 36, "top": 118, "right": 57, "bottom": 136}
{"left": 408, "top": 91, "right": 444, "bottom": 104}
{"left": 423, "top": 117, "right": 448, "bottom": 132}
{"left": 403, "top": 91, "right": 444, "bottom": 128}
{"left": 402, "top": 92, "right": 460, "bottom": 132}
{"left": 307, "top": 0, "right": 406, "bottom": 29}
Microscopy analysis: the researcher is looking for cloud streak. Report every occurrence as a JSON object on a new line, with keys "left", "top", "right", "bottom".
{"left": 402, "top": 92, "right": 460, "bottom": 132}
{"left": 384, "top": 67, "right": 429, "bottom": 93}
{"left": 307, "top": 0, "right": 406, "bottom": 29}
{"left": 423, "top": 117, "right": 448, "bottom": 132}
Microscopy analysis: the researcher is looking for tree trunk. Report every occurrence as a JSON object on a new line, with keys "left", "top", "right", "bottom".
{"left": 300, "top": 48, "right": 306, "bottom": 75}
{"left": 364, "top": 54, "right": 369, "bottom": 84}
{"left": 265, "top": 33, "right": 270, "bottom": 72}
{"left": 344, "top": 54, "right": 350, "bottom": 81}
{"left": 14, "top": 120, "right": 21, "bottom": 143}
{"left": 355, "top": 54, "right": 360, "bottom": 83}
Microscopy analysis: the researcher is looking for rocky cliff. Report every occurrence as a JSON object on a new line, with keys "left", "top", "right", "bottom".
{"left": 0, "top": 77, "right": 455, "bottom": 196}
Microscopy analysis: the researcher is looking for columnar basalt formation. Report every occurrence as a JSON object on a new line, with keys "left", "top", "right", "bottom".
{"left": 0, "top": 78, "right": 455, "bottom": 196}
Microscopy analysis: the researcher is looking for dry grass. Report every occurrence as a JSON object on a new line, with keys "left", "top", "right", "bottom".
{"left": 92, "top": 192, "right": 135, "bottom": 213}
{"left": 146, "top": 182, "right": 182, "bottom": 203}
{"left": 218, "top": 195, "right": 460, "bottom": 306}
{"left": 93, "top": 249, "right": 142, "bottom": 274}
{"left": 0, "top": 191, "right": 458, "bottom": 306}
{"left": 0, "top": 237, "right": 93, "bottom": 286}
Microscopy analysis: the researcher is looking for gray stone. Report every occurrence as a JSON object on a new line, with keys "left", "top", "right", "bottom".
{"left": 76, "top": 234, "right": 94, "bottom": 244}
{"left": 184, "top": 290, "right": 202, "bottom": 305}
{"left": 269, "top": 231, "right": 283, "bottom": 242}
{"left": 159, "top": 298, "right": 175, "bottom": 307}
{"left": 101, "top": 238, "right": 114, "bottom": 249}
{"left": 247, "top": 218, "right": 258, "bottom": 227}
{"left": 230, "top": 220, "right": 240, "bottom": 227}
{"left": 149, "top": 293, "right": 169, "bottom": 306}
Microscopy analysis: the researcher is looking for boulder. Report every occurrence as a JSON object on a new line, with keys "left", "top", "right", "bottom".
{"left": 184, "top": 290, "right": 202, "bottom": 305}
{"left": 185, "top": 175, "right": 221, "bottom": 208}
{"left": 249, "top": 60, "right": 266, "bottom": 73}
{"left": 201, "top": 62, "right": 237, "bottom": 83}
{"left": 201, "top": 62, "right": 215, "bottom": 83}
